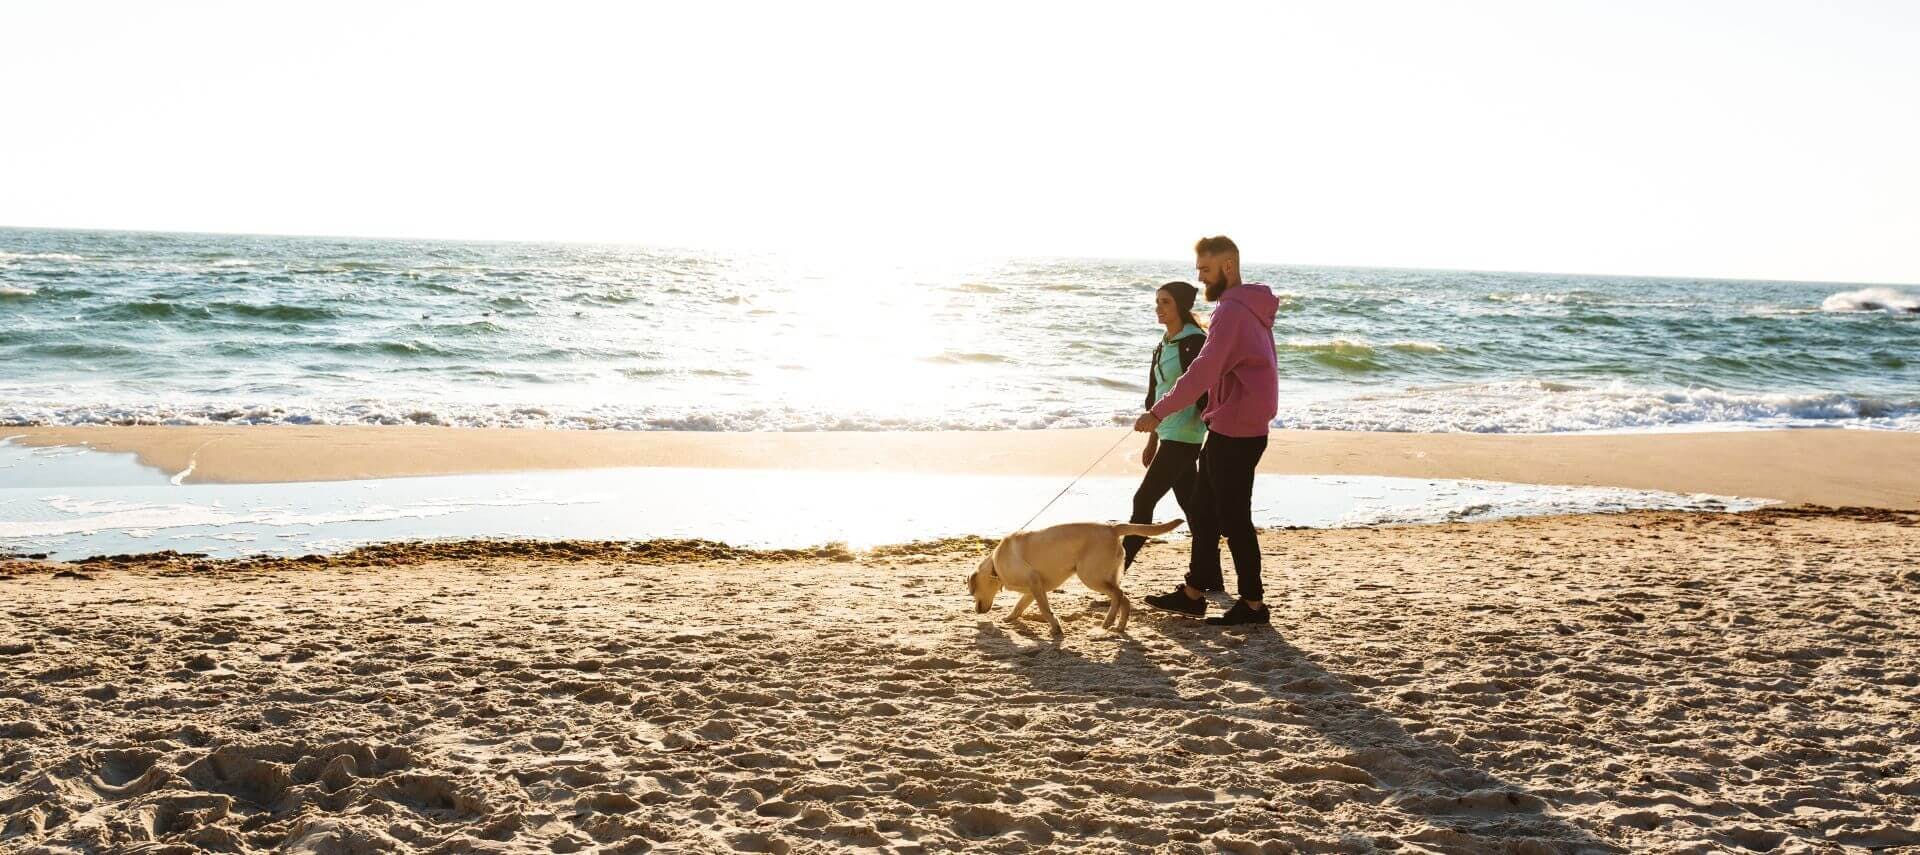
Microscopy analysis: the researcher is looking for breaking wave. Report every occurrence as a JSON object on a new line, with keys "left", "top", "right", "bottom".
{"left": 1821, "top": 287, "right": 1919, "bottom": 314}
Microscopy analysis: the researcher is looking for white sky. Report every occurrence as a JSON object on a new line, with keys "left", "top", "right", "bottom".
{"left": 3, "top": 1, "right": 1916, "bottom": 283}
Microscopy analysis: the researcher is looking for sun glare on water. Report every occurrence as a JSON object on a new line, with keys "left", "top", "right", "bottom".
{"left": 706, "top": 251, "right": 1010, "bottom": 420}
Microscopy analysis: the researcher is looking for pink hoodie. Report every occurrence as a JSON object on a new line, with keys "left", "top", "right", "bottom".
{"left": 1150, "top": 283, "right": 1279, "bottom": 438}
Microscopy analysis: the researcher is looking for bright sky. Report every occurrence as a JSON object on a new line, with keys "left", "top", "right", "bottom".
{"left": 3, "top": 1, "right": 1916, "bottom": 283}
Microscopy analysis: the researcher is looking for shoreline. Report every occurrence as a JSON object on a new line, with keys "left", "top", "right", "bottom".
{"left": 5, "top": 505, "right": 1912, "bottom": 572}
{"left": 8, "top": 424, "right": 1920, "bottom": 509}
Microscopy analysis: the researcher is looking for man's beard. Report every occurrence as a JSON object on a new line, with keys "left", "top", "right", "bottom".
{"left": 1203, "top": 274, "right": 1228, "bottom": 301}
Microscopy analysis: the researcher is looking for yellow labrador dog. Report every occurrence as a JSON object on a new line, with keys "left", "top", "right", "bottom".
{"left": 968, "top": 519, "right": 1182, "bottom": 636}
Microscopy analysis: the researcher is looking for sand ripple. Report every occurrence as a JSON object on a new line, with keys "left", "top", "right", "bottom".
{"left": 1, "top": 509, "right": 1916, "bottom": 852}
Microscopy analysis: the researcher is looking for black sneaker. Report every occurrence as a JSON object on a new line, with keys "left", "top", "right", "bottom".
{"left": 1194, "top": 583, "right": 1225, "bottom": 594}
{"left": 1205, "top": 600, "right": 1270, "bottom": 626}
{"left": 1144, "top": 586, "right": 1206, "bottom": 618}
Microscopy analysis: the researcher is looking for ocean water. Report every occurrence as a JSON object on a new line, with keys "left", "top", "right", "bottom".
{"left": 3, "top": 227, "right": 1916, "bottom": 433}
{"left": 0, "top": 439, "right": 1764, "bottom": 560}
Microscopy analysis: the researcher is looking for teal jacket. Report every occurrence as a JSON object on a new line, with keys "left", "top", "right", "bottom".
{"left": 1146, "top": 324, "right": 1208, "bottom": 444}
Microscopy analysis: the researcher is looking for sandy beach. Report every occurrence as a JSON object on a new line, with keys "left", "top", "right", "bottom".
{"left": 5, "top": 426, "right": 1919, "bottom": 852}
{"left": 7, "top": 4, "right": 1918, "bottom": 851}
{"left": 10, "top": 425, "right": 1920, "bottom": 509}
{"left": 2, "top": 506, "right": 1916, "bottom": 853}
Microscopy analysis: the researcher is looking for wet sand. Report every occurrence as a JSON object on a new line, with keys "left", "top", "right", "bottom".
{"left": 10, "top": 425, "right": 1920, "bottom": 508}
{"left": 3, "top": 507, "right": 1916, "bottom": 853}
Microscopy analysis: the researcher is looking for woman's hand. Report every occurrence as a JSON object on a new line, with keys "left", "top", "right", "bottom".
{"left": 1141, "top": 435, "right": 1158, "bottom": 468}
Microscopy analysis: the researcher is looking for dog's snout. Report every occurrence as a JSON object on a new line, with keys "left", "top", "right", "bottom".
{"left": 975, "top": 603, "right": 989, "bottom": 614}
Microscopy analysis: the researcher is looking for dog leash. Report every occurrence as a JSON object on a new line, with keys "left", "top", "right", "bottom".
{"left": 1009, "top": 427, "right": 1136, "bottom": 534}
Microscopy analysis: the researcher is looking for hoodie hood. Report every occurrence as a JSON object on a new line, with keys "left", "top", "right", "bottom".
{"left": 1221, "top": 283, "right": 1278, "bottom": 329}
{"left": 1146, "top": 281, "right": 1280, "bottom": 438}
{"left": 1168, "top": 323, "right": 1205, "bottom": 341}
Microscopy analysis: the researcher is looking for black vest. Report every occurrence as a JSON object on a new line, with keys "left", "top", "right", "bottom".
{"left": 1145, "top": 333, "right": 1209, "bottom": 417}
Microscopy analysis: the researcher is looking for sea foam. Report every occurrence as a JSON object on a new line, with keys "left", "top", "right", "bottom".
{"left": 0, "top": 251, "right": 85, "bottom": 262}
{"left": 1275, "top": 381, "right": 1920, "bottom": 434}
{"left": 5, "top": 380, "right": 1916, "bottom": 435}
{"left": 1821, "top": 287, "right": 1920, "bottom": 314}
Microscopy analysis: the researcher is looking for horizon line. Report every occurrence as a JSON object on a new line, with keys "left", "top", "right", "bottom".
{"left": 3, "top": 222, "right": 1916, "bottom": 290}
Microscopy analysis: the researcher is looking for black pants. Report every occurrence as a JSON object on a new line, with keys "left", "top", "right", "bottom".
{"left": 1123, "top": 439, "right": 1206, "bottom": 567}
{"left": 1186, "top": 431, "right": 1268, "bottom": 601}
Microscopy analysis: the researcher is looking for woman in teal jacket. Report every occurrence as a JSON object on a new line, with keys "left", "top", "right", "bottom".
{"left": 1123, "top": 281, "right": 1215, "bottom": 572}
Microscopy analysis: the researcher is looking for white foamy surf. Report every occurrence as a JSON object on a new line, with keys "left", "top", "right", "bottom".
{"left": 4, "top": 378, "right": 1915, "bottom": 435}
{"left": 1821, "top": 287, "right": 1920, "bottom": 314}
{"left": 1276, "top": 380, "right": 1920, "bottom": 433}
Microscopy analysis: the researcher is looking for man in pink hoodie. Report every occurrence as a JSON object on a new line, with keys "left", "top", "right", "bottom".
{"left": 1133, "top": 236, "right": 1279, "bottom": 626}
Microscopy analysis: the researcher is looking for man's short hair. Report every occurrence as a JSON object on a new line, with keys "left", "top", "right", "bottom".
{"left": 1194, "top": 235, "right": 1239, "bottom": 258}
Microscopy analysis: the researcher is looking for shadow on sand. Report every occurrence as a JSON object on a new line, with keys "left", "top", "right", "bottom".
{"left": 972, "top": 594, "right": 1622, "bottom": 854}
{"left": 1172, "top": 611, "right": 1620, "bottom": 854}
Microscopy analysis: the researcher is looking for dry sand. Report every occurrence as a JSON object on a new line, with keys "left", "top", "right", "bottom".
{"left": 3, "top": 507, "right": 1917, "bottom": 853}
{"left": 10, "top": 425, "right": 1920, "bottom": 509}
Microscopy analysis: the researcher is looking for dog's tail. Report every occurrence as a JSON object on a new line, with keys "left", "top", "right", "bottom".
{"left": 1112, "top": 519, "right": 1183, "bottom": 539}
